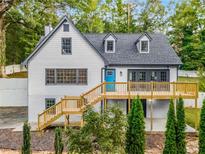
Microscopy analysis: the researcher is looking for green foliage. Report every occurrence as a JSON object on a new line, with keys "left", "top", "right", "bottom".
{"left": 198, "top": 67, "right": 205, "bottom": 92}
{"left": 176, "top": 97, "right": 186, "bottom": 154}
{"left": 199, "top": 99, "right": 205, "bottom": 154}
{"left": 168, "top": 0, "right": 205, "bottom": 70}
{"left": 125, "top": 96, "right": 145, "bottom": 154}
{"left": 163, "top": 99, "right": 177, "bottom": 154}
{"left": 21, "top": 122, "right": 31, "bottom": 154}
{"left": 54, "top": 127, "right": 64, "bottom": 154}
{"left": 67, "top": 105, "right": 126, "bottom": 153}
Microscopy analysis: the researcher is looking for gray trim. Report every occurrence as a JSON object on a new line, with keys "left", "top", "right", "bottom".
{"left": 128, "top": 69, "right": 170, "bottom": 82}
{"left": 45, "top": 68, "right": 88, "bottom": 85}
{"left": 61, "top": 37, "right": 72, "bottom": 55}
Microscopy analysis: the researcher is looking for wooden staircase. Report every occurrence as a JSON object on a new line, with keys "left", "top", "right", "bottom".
{"left": 38, "top": 83, "right": 104, "bottom": 130}
{"left": 38, "top": 82, "right": 198, "bottom": 131}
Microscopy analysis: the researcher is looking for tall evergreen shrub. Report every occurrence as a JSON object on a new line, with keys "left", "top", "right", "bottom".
{"left": 199, "top": 99, "right": 205, "bottom": 154}
{"left": 163, "top": 99, "right": 177, "bottom": 154}
{"left": 54, "top": 127, "right": 64, "bottom": 154}
{"left": 125, "top": 96, "right": 145, "bottom": 154}
{"left": 176, "top": 97, "right": 186, "bottom": 154}
{"left": 22, "top": 122, "right": 31, "bottom": 154}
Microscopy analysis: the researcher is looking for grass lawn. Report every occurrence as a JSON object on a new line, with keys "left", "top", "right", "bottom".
{"left": 178, "top": 76, "right": 199, "bottom": 83}
{"left": 7, "top": 72, "right": 28, "bottom": 78}
{"left": 185, "top": 107, "right": 201, "bottom": 130}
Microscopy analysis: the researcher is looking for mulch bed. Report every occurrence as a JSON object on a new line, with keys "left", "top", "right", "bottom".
{"left": 0, "top": 128, "right": 198, "bottom": 153}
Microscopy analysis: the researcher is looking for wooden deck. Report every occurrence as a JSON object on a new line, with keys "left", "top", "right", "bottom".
{"left": 38, "top": 82, "right": 198, "bottom": 131}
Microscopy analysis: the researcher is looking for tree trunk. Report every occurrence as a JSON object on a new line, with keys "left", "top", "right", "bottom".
{"left": 0, "top": 17, "right": 6, "bottom": 77}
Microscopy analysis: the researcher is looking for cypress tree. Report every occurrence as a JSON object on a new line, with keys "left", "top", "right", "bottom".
{"left": 54, "top": 127, "right": 64, "bottom": 154}
{"left": 22, "top": 122, "right": 31, "bottom": 154}
{"left": 163, "top": 99, "right": 177, "bottom": 154}
{"left": 199, "top": 99, "right": 205, "bottom": 154}
{"left": 176, "top": 97, "right": 186, "bottom": 154}
{"left": 125, "top": 96, "right": 145, "bottom": 154}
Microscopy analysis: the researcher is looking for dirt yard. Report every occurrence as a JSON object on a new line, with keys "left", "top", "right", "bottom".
{"left": 0, "top": 128, "right": 199, "bottom": 154}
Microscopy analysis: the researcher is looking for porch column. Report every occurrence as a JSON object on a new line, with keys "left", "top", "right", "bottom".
{"left": 150, "top": 99, "right": 153, "bottom": 131}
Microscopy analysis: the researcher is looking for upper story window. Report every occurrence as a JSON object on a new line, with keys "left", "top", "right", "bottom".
{"left": 62, "top": 38, "right": 71, "bottom": 54}
{"left": 140, "top": 40, "right": 149, "bottom": 53}
{"left": 63, "top": 24, "right": 69, "bottom": 32}
{"left": 107, "top": 40, "right": 114, "bottom": 52}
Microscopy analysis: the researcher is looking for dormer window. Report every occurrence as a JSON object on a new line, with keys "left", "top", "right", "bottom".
{"left": 140, "top": 40, "right": 149, "bottom": 53}
{"left": 107, "top": 40, "right": 114, "bottom": 52}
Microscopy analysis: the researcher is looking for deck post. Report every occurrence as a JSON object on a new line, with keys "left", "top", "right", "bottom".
{"left": 195, "top": 97, "right": 198, "bottom": 131}
{"left": 103, "top": 82, "right": 107, "bottom": 111}
{"left": 64, "top": 114, "right": 68, "bottom": 130}
{"left": 150, "top": 99, "right": 153, "bottom": 131}
{"left": 80, "top": 115, "right": 84, "bottom": 127}
{"left": 128, "top": 81, "right": 131, "bottom": 112}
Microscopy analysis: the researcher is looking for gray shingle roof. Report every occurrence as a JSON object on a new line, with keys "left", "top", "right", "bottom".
{"left": 84, "top": 33, "right": 182, "bottom": 66}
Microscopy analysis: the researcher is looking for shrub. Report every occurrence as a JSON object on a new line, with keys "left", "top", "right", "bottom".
{"left": 199, "top": 99, "right": 205, "bottom": 154}
{"left": 67, "top": 105, "right": 126, "bottom": 153}
{"left": 176, "top": 97, "right": 186, "bottom": 154}
{"left": 163, "top": 99, "right": 177, "bottom": 154}
{"left": 125, "top": 96, "right": 145, "bottom": 154}
{"left": 22, "top": 122, "right": 31, "bottom": 154}
{"left": 54, "top": 127, "right": 64, "bottom": 154}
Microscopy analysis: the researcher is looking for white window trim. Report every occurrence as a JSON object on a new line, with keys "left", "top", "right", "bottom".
{"left": 105, "top": 40, "right": 115, "bottom": 53}
{"left": 139, "top": 40, "right": 149, "bottom": 53}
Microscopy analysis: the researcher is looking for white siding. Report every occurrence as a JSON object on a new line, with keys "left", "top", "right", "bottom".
{"left": 28, "top": 21, "right": 104, "bottom": 122}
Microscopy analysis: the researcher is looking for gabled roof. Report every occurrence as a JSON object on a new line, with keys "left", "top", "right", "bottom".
{"left": 23, "top": 16, "right": 182, "bottom": 67}
{"left": 103, "top": 33, "right": 118, "bottom": 41}
{"left": 84, "top": 33, "right": 182, "bottom": 66}
{"left": 135, "top": 33, "right": 152, "bottom": 44}
{"left": 22, "top": 16, "right": 108, "bottom": 66}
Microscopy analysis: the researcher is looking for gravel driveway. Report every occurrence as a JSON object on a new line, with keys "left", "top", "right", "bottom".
{"left": 0, "top": 107, "right": 27, "bottom": 129}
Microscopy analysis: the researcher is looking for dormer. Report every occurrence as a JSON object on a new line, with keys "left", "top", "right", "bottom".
{"left": 135, "top": 33, "right": 152, "bottom": 53}
{"left": 103, "top": 33, "right": 117, "bottom": 53}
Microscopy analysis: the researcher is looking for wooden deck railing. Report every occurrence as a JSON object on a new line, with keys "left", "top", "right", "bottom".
{"left": 38, "top": 82, "right": 198, "bottom": 130}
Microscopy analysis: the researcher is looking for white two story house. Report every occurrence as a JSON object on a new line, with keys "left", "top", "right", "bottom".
{"left": 23, "top": 16, "right": 198, "bottom": 130}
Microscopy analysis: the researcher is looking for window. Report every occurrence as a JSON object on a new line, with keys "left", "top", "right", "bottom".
{"left": 45, "top": 69, "right": 87, "bottom": 85}
{"left": 140, "top": 40, "right": 149, "bottom": 53}
{"left": 46, "top": 69, "right": 55, "bottom": 84}
{"left": 63, "top": 24, "right": 69, "bottom": 32}
{"left": 107, "top": 40, "right": 114, "bottom": 52}
{"left": 45, "top": 98, "right": 55, "bottom": 109}
{"left": 160, "top": 71, "right": 167, "bottom": 81}
{"left": 151, "top": 71, "right": 157, "bottom": 81}
{"left": 62, "top": 38, "right": 71, "bottom": 54}
{"left": 139, "top": 72, "right": 146, "bottom": 81}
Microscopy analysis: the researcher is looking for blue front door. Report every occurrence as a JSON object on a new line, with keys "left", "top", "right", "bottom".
{"left": 105, "top": 69, "right": 115, "bottom": 92}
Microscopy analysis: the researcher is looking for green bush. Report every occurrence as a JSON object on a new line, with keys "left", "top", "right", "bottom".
{"left": 54, "top": 127, "right": 64, "bottom": 154}
{"left": 125, "top": 96, "right": 145, "bottom": 154}
{"left": 199, "top": 99, "right": 205, "bottom": 154}
{"left": 21, "top": 122, "right": 31, "bottom": 154}
{"left": 67, "top": 105, "right": 126, "bottom": 153}
{"left": 163, "top": 99, "right": 177, "bottom": 154}
{"left": 176, "top": 97, "right": 186, "bottom": 154}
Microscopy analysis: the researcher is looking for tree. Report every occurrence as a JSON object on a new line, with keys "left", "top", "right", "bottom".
{"left": 0, "top": 0, "right": 20, "bottom": 76}
{"left": 176, "top": 97, "right": 186, "bottom": 154}
{"left": 21, "top": 121, "right": 31, "bottom": 154}
{"left": 168, "top": 0, "right": 205, "bottom": 70}
{"left": 136, "top": 0, "right": 167, "bottom": 32}
{"left": 199, "top": 99, "right": 205, "bottom": 154}
{"left": 163, "top": 99, "right": 177, "bottom": 154}
{"left": 198, "top": 66, "right": 205, "bottom": 92}
{"left": 125, "top": 96, "right": 145, "bottom": 154}
{"left": 5, "top": 0, "right": 67, "bottom": 65}
{"left": 54, "top": 127, "right": 64, "bottom": 154}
